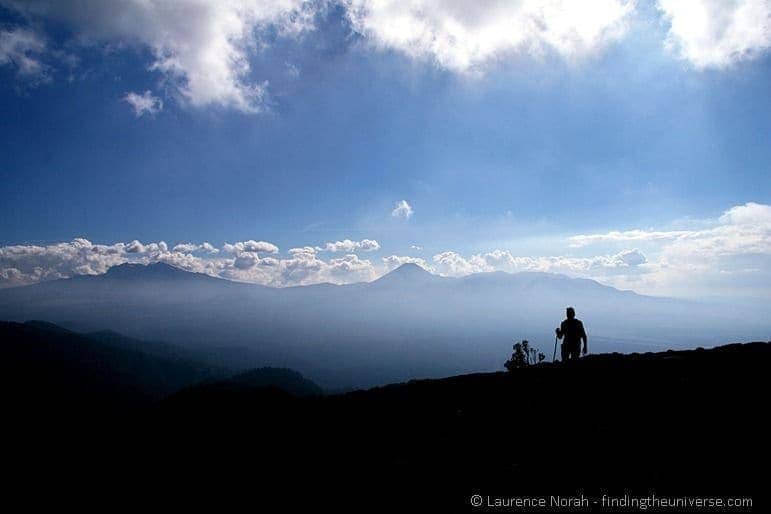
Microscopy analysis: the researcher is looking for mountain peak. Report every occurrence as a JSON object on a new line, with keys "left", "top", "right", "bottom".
{"left": 373, "top": 263, "right": 440, "bottom": 286}
{"left": 104, "top": 262, "right": 192, "bottom": 279}
{"left": 392, "top": 262, "right": 427, "bottom": 273}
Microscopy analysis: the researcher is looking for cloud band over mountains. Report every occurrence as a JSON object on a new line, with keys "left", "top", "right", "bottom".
{"left": 2, "top": 203, "right": 768, "bottom": 298}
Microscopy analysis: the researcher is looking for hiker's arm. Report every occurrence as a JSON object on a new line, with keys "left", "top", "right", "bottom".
{"left": 581, "top": 323, "right": 588, "bottom": 354}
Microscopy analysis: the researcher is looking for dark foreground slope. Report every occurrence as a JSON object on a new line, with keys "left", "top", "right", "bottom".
{"left": 7, "top": 340, "right": 769, "bottom": 512}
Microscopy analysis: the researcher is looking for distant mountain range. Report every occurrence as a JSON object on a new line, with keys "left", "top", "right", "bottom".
{"left": 0, "top": 262, "right": 767, "bottom": 388}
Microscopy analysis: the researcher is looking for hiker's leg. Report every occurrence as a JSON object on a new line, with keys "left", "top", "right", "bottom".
{"left": 561, "top": 343, "right": 568, "bottom": 362}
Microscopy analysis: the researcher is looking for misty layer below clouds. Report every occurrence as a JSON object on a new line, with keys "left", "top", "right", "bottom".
{"left": 0, "top": 262, "right": 766, "bottom": 389}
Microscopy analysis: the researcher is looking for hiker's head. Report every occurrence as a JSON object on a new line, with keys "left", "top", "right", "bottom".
{"left": 566, "top": 307, "right": 576, "bottom": 319}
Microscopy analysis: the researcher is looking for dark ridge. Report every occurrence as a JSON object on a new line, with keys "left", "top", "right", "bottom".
{"left": 0, "top": 320, "right": 221, "bottom": 413}
{"left": 164, "top": 366, "right": 324, "bottom": 405}
{"left": 230, "top": 367, "right": 324, "bottom": 396}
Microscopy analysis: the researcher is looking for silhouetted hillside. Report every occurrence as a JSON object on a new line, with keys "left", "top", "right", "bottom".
{"left": 164, "top": 366, "right": 323, "bottom": 410}
{"left": 154, "top": 342, "right": 769, "bottom": 510}
{"left": 4, "top": 340, "right": 769, "bottom": 511}
{"left": 0, "top": 320, "right": 221, "bottom": 414}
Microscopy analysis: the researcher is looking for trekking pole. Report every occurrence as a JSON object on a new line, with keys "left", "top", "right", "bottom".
{"left": 552, "top": 334, "right": 558, "bottom": 363}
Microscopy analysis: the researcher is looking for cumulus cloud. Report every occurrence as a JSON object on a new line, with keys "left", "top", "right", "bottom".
{"left": 220, "top": 239, "right": 280, "bottom": 271}
{"left": 172, "top": 242, "right": 219, "bottom": 254}
{"left": 223, "top": 240, "right": 279, "bottom": 254}
{"left": 2, "top": 0, "right": 314, "bottom": 112}
{"left": 319, "top": 238, "right": 381, "bottom": 252}
{"left": 0, "top": 238, "right": 131, "bottom": 286}
{"left": 658, "top": 0, "right": 771, "bottom": 68}
{"left": 224, "top": 246, "right": 378, "bottom": 286}
{"left": 325, "top": 254, "right": 378, "bottom": 280}
{"left": 0, "top": 28, "right": 47, "bottom": 79}
{"left": 430, "top": 248, "right": 649, "bottom": 278}
{"left": 125, "top": 240, "right": 168, "bottom": 253}
{"left": 233, "top": 252, "right": 260, "bottom": 269}
{"left": 718, "top": 201, "right": 771, "bottom": 225}
{"left": 346, "top": 0, "right": 632, "bottom": 73}
{"left": 124, "top": 90, "right": 163, "bottom": 117}
{"left": 391, "top": 200, "right": 413, "bottom": 220}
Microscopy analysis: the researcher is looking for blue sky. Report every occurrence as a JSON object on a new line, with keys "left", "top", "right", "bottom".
{"left": 1, "top": 0, "right": 770, "bottom": 299}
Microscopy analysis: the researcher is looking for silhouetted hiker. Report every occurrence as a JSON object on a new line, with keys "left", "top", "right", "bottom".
{"left": 555, "top": 307, "right": 587, "bottom": 362}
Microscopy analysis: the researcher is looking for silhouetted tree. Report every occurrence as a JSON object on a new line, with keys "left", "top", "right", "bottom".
{"left": 505, "top": 342, "right": 527, "bottom": 371}
{"left": 505, "top": 340, "right": 545, "bottom": 371}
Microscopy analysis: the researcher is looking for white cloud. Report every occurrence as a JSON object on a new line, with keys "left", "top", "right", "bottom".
{"left": 325, "top": 254, "right": 378, "bottom": 280}
{"left": 125, "top": 240, "right": 146, "bottom": 253}
{"left": 658, "top": 0, "right": 771, "bottom": 68}
{"left": 391, "top": 200, "right": 413, "bottom": 219}
{"left": 123, "top": 90, "right": 163, "bottom": 117}
{"left": 223, "top": 240, "right": 279, "bottom": 254}
{"left": 0, "top": 28, "right": 47, "bottom": 79}
{"left": 430, "top": 248, "right": 649, "bottom": 277}
{"left": 573, "top": 202, "right": 771, "bottom": 258}
{"left": 569, "top": 229, "right": 691, "bottom": 247}
{"left": 200, "top": 242, "right": 219, "bottom": 254}
{"left": 661, "top": 202, "right": 771, "bottom": 260}
{"left": 233, "top": 252, "right": 260, "bottom": 269}
{"left": 564, "top": 202, "right": 771, "bottom": 297}
{"left": 221, "top": 239, "right": 280, "bottom": 271}
{"left": 2, "top": 0, "right": 314, "bottom": 112}
{"left": 124, "top": 240, "right": 168, "bottom": 254}
{"left": 172, "top": 242, "right": 219, "bottom": 254}
{"left": 319, "top": 238, "right": 381, "bottom": 252}
{"left": 227, "top": 246, "right": 378, "bottom": 286}
{"left": 346, "top": 0, "right": 632, "bottom": 73}
{"left": 0, "top": 238, "right": 130, "bottom": 285}
{"left": 718, "top": 201, "right": 771, "bottom": 225}
{"left": 432, "top": 251, "right": 482, "bottom": 276}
